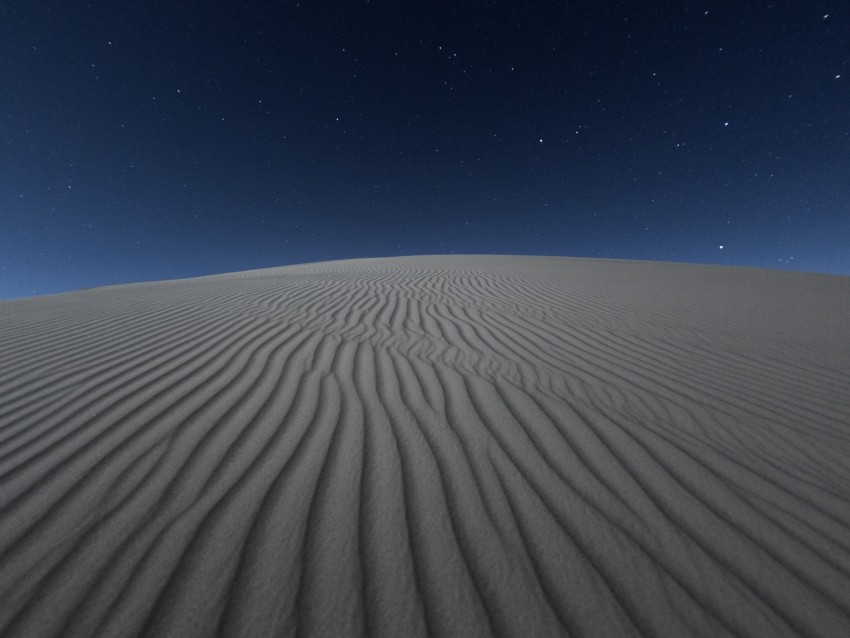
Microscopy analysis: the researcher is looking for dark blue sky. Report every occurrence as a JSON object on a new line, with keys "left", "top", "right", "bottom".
{"left": 2, "top": 1, "right": 849, "bottom": 299}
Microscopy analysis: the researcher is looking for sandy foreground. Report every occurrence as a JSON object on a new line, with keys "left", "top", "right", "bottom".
{"left": 0, "top": 255, "right": 849, "bottom": 637}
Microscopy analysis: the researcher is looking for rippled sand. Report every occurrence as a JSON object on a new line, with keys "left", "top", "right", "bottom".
{"left": 1, "top": 255, "right": 849, "bottom": 637}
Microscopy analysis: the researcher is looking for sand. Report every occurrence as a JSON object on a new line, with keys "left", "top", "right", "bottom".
{"left": 1, "top": 255, "right": 849, "bottom": 637}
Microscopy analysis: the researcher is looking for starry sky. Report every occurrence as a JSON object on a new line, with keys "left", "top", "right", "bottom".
{"left": 2, "top": 1, "right": 849, "bottom": 299}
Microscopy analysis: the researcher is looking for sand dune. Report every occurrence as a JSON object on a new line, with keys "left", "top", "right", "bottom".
{"left": 1, "top": 255, "right": 849, "bottom": 637}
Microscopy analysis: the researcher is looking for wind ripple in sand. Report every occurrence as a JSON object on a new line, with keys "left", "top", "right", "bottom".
{"left": 1, "top": 255, "right": 849, "bottom": 637}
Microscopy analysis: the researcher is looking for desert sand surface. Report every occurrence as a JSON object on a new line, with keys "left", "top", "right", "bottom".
{"left": 1, "top": 254, "right": 849, "bottom": 637}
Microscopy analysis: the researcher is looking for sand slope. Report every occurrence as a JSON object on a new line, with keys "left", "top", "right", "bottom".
{"left": 1, "top": 255, "right": 849, "bottom": 637}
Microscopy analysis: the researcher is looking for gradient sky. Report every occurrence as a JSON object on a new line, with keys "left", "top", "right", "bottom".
{"left": 2, "top": 1, "right": 849, "bottom": 299}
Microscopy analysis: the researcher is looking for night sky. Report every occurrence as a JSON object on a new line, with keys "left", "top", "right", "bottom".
{"left": 2, "top": 2, "right": 849, "bottom": 299}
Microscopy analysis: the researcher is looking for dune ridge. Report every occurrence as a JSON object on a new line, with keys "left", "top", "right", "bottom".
{"left": 1, "top": 255, "right": 849, "bottom": 637}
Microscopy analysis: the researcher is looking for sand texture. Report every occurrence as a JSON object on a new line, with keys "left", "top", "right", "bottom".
{"left": 1, "top": 255, "right": 849, "bottom": 637}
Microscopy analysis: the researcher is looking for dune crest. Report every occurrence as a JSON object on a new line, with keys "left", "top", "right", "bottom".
{"left": 1, "top": 256, "right": 849, "bottom": 637}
